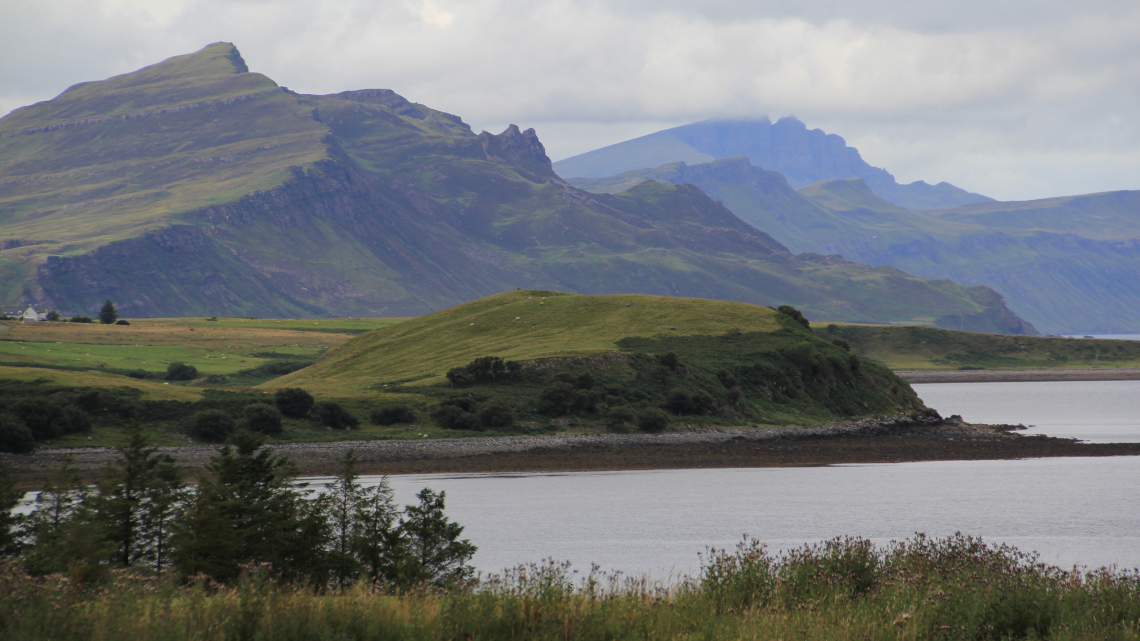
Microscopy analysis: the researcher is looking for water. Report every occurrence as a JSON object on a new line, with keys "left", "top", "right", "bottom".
{"left": 350, "top": 456, "right": 1140, "bottom": 579}
{"left": 1063, "top": 334, "right": 1140, "bottom": 340}
{"left": 914, "top": 380, "right": 1140, "bottom": 443}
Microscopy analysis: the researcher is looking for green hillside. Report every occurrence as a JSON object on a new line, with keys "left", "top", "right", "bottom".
{"left": 270, "top": 290, "right": 924, "bottom": 428}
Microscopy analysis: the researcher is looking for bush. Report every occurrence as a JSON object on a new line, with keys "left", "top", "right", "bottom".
{"left": 637, "top": 408, "right": 670, "bottom": 432}
{"left": 57, "top": 405, "right": 92, "bottom": 434}
{"left": 166, "top": 362, "right": 198, "bottom": 381}
{"left": 446, "top": 356, "right": 521, "bottom": 386}
{"left": 666, "top": 389, "right": 716, "bottom": 416}
{"left": 830, "top": 337, "right": 851, "bottom": 352}
{"left": 312, "top": 401, "right": 359, "bottom": 430}
{"left": 275, "top": 388, "right": 315, "bottom": 418}
{"left": 606, "top": 406, "right": 637, "bottom": 432}
{"left": 115, "top": 319, "right": 130, "bottom": 326}
{"left": 69, "top": 315, "right": 94, "bottom": 323}
{"left": 431, "top": 404, "right": 481, "bottom": 431}
{"left": 11, "top": 399, "right": 64, "bottom": 440}
{"left": 777, "top": 305, "right": 811, "bottom": 328}
{"left": 371, "top": 404, "right": 416, "bottom": 425}
{"left": 0, "top": 413, "right": 34, "bottom": 453}
{"left": 244, "top": 403, "right": 283, "bottom": 435}
{"left": 658, "top": 352, "right": 680, "bottom": 369}
{"left": 477, "top": 399, "right": 515, "bottom": 428}
{"left": 189, "top": 410, "right": 237, "bottom": 442}
{"left": 125, "top": 369, "right": 150, "bottom": 380}
{"left": 46, "top": 310, "right": 61, "bottom": 321}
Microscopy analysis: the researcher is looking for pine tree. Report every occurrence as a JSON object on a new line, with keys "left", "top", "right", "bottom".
{"left": 93, "top": 426, "right": 185, "bottom": 571}
{"left": 170, "top": 431, "right": 331, "bottom": 583}
{"left": 394, "top": 488, "right": 476, "bottom": 588}
{"left": 98, "top": 300, "right": 118, "bottom": 325}
{"left": 21, "top": 456, "right": 111, "bottom": 582}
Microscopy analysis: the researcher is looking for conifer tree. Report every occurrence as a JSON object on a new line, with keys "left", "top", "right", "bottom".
{"left": 93, "top": 426, "right": 185, "bottom": 571}
{"left": 99, "top": 300, "right": 118, "bottom": 325}
{"left": 394, "top": 488, "right": 476, "bottom": 587}
{"left": 21, "top": 456, "right": 111, "bottom": 582}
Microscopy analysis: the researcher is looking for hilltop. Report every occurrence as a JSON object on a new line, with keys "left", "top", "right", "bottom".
{"left": 0, "top": 44, "right": 1031, "bottom": 333}
{"left": 553, "top": 118, "right": 992, "bottom": 210}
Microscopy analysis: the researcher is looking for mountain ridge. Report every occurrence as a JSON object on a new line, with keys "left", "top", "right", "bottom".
{"left": 553, "top": 117, "right": 993, "bottom": 210}
{"left": 0, "top": 43, "right": 1034, "bottom": 334}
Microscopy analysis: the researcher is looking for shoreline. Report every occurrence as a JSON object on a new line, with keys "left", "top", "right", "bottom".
{"left": 5, "top": 413, "right": 1139, "bottom": 487}
{"left": 897, "top": 367, "right": 1140, "bottom": 384}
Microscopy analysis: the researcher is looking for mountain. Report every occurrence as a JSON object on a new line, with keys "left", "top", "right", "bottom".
{"left": 0, "top": 43, "right": 1033, "bottom": 333}
{"left": 568, "top": 156, "right": 1137, "bottom": 333}
{"left": 552, "top": 118, "right": 993, "bottom": 210}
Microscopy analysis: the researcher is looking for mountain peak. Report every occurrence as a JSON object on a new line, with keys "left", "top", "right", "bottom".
{"left": 480, "top": 124, "right": 555, "bottom": 177}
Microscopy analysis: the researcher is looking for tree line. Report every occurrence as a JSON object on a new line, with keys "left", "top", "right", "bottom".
{"left": 0, "top": 428, "right": 475, "bottom": 588}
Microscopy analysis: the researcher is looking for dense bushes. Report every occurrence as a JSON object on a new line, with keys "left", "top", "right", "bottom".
{"left": 244, "top": 403, "right": 283, "bottom": 435}
{"left": 371, "top": 404, "right": 416, "bottom": 425}
{"left": 275, "top": 387, "right": 315, "bottom": 418}
{"left": 313, "top": 401, "right": 359, "bottom": 430}
{"left": 0, "top": 414, "right": 34, "bottom": 453}
{"left": 446, "top": 356, "right": 521, "bottom": 386}
{"left": 165, "top": 362, "right": 198, "bottom": 381}
{"left": 188, "top": 409, "right": 236, "bottom": 442}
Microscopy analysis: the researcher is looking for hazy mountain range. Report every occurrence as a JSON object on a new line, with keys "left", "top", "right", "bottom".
{"left": 553, "top": 118, "right": 994, "bottom": 211}
{"left": 569, "top": 156, "right": 1140, "bottom": 334}
{"left": 0, "top": 43, "right": 1033, "bottom": 334}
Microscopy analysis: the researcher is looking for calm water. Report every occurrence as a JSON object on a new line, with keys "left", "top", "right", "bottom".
{"left": 914, "top": 380, "right": 1140, "bottom": 442}
{"left": 345, "top": 455, "right": 1140, "bottom": 579}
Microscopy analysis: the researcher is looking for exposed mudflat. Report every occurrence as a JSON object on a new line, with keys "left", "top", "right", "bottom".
{"left": 898, "top": 368, "right": 1140, "bottom": 384}
{"left": 5, "top": 412, "right": 1139, "bottom": 487}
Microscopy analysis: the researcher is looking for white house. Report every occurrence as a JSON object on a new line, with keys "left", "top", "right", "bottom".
{"left": 21, "top": 306, "right": 47, "bottom": 322}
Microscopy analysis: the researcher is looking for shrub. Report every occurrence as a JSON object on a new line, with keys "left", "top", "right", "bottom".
{"left": 275, "top": 388, "right": 315, "bottom": 418}
{"left": 637, "top": 408, "right": 670, "bottom": 432}
{"left": 606, "top": 406, "right": 637, "bottom": 432}
{"left": 477, "top": 399, "right": 515, "bottom": 428}
{"left": 371, "top": 404, "right": 416, "bottom": 425}
{"left": 431, "top": 404, "right": 481, "bottom": 430}
{"left": 57, "top": 405, "right": 92, "bottom": 434}
{"left": 831, "top": 337, "right": 851, "bottom": 351}
{"left": 777, "top": 305, "right": 811, "bottom": 328}
{"left": 666, "top": 389, "right": 716, "bottom": 416}
{"left": 165, "top": 362, "right": 198, "bottom": 381}
{"left": 539, "top": 381, "right": 577, "bottom": 415}
{"left": 446, "top": 356, "right": 521, "bottom": 386}
{"left": 115, "top": 319, "right": 130, "bottom": 326}
{"left": 244, "top": 403, "right": 283, "bottom": 435}
{"left": 0, "top": 413, "right": 34, "bottom": 453}
{"left": 12, "top": 399, "right": 64, "bottom": 440}
{"left": 189, "top": 410, "right": 236, "bottom": 442}
{"left": 69, "top": 315, "right": 94, "bottom": 323}
{"left": 313, "top": 401, "right": 359, "bottom": 430}
{"left": 658, "top": 352, "right": 680, "bottom": 369}
{"left": 716, "top": 369, "right": 736, "bottom": 388}
{"left": 46, "top": 310, "right": 60, "bottom": 321}
{"left": 126, "top": 369, "right": 150, "bottom": 379}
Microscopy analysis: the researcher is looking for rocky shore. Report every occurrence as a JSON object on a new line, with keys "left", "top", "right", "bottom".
{"left": 5, "top": 411, "right": 1140, "bottom": 487}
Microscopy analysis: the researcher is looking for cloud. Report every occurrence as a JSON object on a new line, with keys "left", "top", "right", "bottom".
{"left": 1, "top": 0, "right": 1138, "bottom": 200}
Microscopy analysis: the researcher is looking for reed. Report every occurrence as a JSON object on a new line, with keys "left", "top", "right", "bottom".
{"left": 1, "top": 533, "right": 1136, "bottom": 640}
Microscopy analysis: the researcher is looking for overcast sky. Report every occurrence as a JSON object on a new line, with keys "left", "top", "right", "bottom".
{"left": 3, "top": 0, "right": 1138, "bottom": 201}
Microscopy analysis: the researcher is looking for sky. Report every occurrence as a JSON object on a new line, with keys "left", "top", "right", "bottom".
{"left": 2, "top": 0, "right": 1138, "bottom": 201}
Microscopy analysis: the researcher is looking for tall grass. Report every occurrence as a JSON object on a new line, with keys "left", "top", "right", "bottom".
{"left": 1, "top": 533, "right": 1136, "bottom": 640}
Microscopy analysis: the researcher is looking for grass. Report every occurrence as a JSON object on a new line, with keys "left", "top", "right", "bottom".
{"left": 817, "top": 322, "right": 1140, "bottom": 370}
{"left": 269, "top": 290, "right": 783, "bottom": 396}
{"left": 0, "top": 533, "right": 1136, "bottom": 640}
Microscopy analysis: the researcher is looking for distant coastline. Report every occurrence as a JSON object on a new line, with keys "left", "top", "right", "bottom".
{"left": 899, "top": 368, "right": 1140, "bottom": 384}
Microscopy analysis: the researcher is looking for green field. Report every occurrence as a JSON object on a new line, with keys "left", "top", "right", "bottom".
{"left": 817, "top": 323, "right": 1140, "bottom": 370}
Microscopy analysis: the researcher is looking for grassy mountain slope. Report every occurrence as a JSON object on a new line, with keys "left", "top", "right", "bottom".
{"left": 270, "top": 290, "right": 924, "bottom": 427}
{"left": 553, "top": 118, "right": 992, "bottom": 209}
{"left": 1, "top": 44, "right": 1031, "bottom": 332}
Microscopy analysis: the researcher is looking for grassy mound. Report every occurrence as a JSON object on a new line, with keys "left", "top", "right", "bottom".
{"left": 270, "top": 290, "right": 924, "bottom": 429}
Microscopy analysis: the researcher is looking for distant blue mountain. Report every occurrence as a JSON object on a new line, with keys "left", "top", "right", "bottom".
{"left": 553, "top": 117, "right": 992, "bottom": 210}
